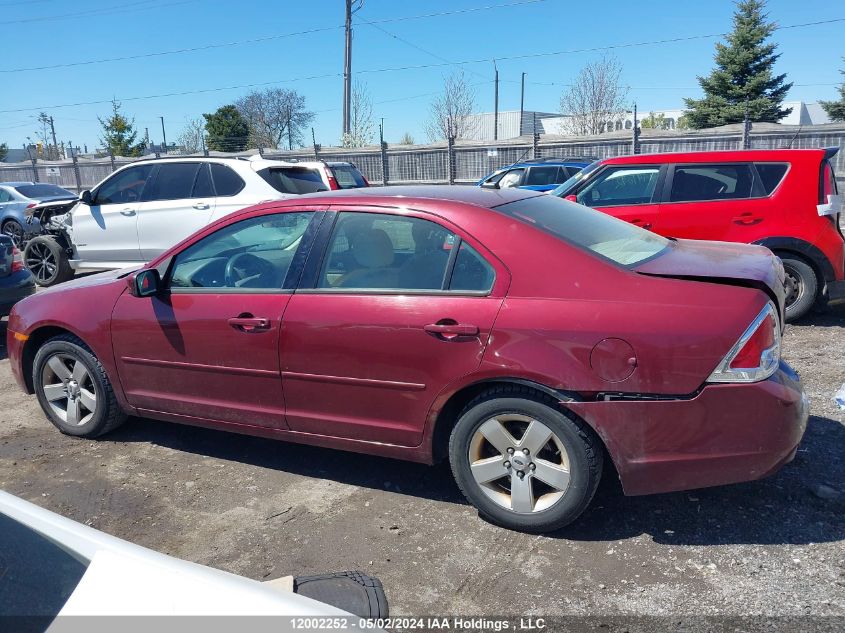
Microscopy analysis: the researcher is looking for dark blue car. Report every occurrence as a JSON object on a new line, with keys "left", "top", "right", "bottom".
{"left": 0, "top": 234, "right": 35, "bottom": 317}
{"left": 477, "top": 157, "right": 593, "bottom": 192}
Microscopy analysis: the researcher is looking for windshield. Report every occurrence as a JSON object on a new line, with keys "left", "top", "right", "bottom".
{"left": 0, "top": 513, "right": 88, "bottom": 625}
{"left": 14, "top": 184, "right": 75, "bottom": 199}
{"left": 493, "top": 194, "right": 670, "bottom": 266}
{"left": 550, "top": 161, "right": 600, "bottom": 197}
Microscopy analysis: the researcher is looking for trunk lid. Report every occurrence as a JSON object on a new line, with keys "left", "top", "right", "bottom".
{"left": 636, "top": 238, "right": 786, "bottom": 323}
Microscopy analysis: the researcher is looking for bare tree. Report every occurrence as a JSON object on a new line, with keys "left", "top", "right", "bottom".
{"left": 341, "top": 81, "right": 375, "bottom": 148}
{"left": 177, "top": 117, "right": 206, "bottom": 154}
{"left": 33, "top": 112, "right": 59, "bottom": 159}
{"left": 559, "top": 55, "right": 629, "bottom": 136}
{"left": 425, "top": 71, "right": 477, "bottom": 142}
{"left": 235, "top": 88, "right": 314, "bottom": 149}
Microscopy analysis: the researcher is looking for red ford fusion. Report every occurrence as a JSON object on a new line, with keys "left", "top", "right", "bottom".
{"left": 6, "top": 186, "right": 808, "bottom": 532}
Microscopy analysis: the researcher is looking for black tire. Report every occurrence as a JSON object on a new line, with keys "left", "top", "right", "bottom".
{"left": 33, "top": 334, "right": 127, "bottom": 438}
{"left": 448, "top": 385, "right": 603, "bottom": 533}
{"left": 24, "top": 235, "right": 74, "bottom": 287}
{"left": 780, "top": 256, "right": 817, "bottom": 322}
{"left": 1, "top": 219, "right": 24, "bottom": 246}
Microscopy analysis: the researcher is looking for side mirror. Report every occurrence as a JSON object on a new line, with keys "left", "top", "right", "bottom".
{"left": 564, "top": 194, "right": 578, "bottom": 203}
{"left": 79, "top": 190, "right": 92, "bottom": 205}
{"left": 128, "top": 269, "right": 161, "bottom": 298}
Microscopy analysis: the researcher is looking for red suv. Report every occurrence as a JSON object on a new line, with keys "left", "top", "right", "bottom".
{"left": 7, "top": 188, "right": 808, "bottom": 533}
{"left": 554, "top": 148, "right": 844, "bottom": 321}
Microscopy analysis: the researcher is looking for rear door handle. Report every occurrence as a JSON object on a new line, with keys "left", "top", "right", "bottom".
{"left": 120, "top": 208, "right": 136, "bottom": 216}
{"left": 424, "top": 323, "right": 479, "bottom": 340}
{"left": 733, "top": 212, "right": 763, "bottom": 225}
{"left": 193, "top": 202, "right": 210, "bottom": 210}
{"left": 228, "top": 316, "right": 271, "bottom": 332}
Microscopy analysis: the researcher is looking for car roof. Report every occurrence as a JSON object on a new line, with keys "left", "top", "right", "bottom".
{"left": 0, "top": 181, "right": 35, "bottom": 187}
{"left": 601, "top": 148, "right": 830, "bottom": 165}
{"left": 289, "top": 184, "right": 544, "bottom": 208}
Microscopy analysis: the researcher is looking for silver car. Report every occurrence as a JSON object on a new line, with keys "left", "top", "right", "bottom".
{"left": 0, "top": 181, "right": 76, "bottom": 245}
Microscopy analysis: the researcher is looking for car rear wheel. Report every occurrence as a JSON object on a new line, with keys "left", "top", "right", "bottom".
{"left": 780, "top": 256, "right": 817, "bottom": 322}
{"left": 449, "top": 386, "right": 603, "bottom": 533}
{"left": 1, "top": 219, "right": 24, "bottom": 246}
{"left": 23, "top": 235, "right": 74, "bottom": 286}
{"left": 33, "top": 335, "right": 126, "bottom": 437}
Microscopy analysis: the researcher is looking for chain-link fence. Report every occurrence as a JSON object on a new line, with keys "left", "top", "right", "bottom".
{"left": 3, "top": 122, "right": 843, "bottom": 192}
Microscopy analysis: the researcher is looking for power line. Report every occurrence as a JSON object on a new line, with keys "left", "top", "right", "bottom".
{"left": 5, "top": 0, "right": 199, "bottom": 25}
{"left": 1, "top": 0, "right": 546, "bottom": 73}
{"left": 3, "top": 16, "right": 843, "bottom": 114}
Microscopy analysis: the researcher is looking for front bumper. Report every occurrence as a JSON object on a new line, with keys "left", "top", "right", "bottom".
{"left": 0, "top": 270, "right": 36, "bottom": 316}
{"left": 567, "top": 361, "right": 809, "bottom": 496}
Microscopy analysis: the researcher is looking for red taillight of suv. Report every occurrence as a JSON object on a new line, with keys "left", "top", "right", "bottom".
{"left": 11, "top": 246, "right": 24, "bottom": 273}
{"left": 326, "top": 171, "right": 340, "bottom": 190}
{"left": 708, "top": 303, "right": 781, "bottom": 383}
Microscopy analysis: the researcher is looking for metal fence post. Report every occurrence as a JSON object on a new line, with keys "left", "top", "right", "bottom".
{"left": 380, "top": 141, "right": 389, "bottom": 186}
{"left": 108, "top": 148, "right": 116, "bottom": 172}
{"left": 532, "top": 113, "right": 540, "bottom": 159}
{"left": 447, "top": 134, "right": 456, "bottom": 185}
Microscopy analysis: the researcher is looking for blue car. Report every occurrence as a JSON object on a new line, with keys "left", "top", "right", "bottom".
{"left": 477, "top": 157, "right": 593, "bottom": 192}
{"left": 0, "top": 182, "right": 77, "bottom": 245}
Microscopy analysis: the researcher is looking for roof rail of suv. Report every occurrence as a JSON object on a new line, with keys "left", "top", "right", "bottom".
{"left": 131, "top": 155, "right": 253, "bottom": 163}
{"left": 520, "top": 156, "right": 597, "bottom": 164}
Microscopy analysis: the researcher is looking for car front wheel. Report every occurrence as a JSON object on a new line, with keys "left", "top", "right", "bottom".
{"left": 449, "top": 386, "right": 603, "bottom": 533}
{"left": 33, "top": 335, "right": 126, "bottom": 437}
{"left": 1, "top": 219, "right": 24, "bottom": 246}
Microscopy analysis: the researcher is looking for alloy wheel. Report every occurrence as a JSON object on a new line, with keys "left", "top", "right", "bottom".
{"left": 1, "top": 221, "right": 23, "bottom": 246}
{"left": 468, "top": 414, "right": 571, "bottom": 514}
{"left": 26, "top": 242, "right": 57, "bottom": 283}
{"left": 40, "top": 353, "right": 97, "bottom": 426}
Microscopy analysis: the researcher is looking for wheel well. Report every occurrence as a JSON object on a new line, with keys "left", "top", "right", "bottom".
{"left": 430, "top": 379, "right": 610, "bottom": 468}
{"left": 21, "top": 326, "right": 77, "bottom": 393}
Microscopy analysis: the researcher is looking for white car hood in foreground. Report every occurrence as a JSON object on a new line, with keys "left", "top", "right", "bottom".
{"left": 0, "top": 491, "right": 349, "bottom": 617}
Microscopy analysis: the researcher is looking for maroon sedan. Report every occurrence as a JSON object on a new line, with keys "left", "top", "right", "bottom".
{"left": 6, "top": 187, "right": 808, "bottom": 532}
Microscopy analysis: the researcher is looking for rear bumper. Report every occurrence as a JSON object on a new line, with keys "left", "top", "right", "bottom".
{"left": 0, "top": 270, "right": 36, "bottom": 316}
{"left": 567, "top": 361, "right": 809, "bottom": 496}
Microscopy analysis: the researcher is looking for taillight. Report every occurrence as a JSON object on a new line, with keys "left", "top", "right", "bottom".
{"left": 707, "top": 303, "right": 780, "bottom": 383}
{"left": 326, "top": 171, "right": 340, "bottom": 190}
{"left": 11, "top": 246, "right": 24, "bottom": 273}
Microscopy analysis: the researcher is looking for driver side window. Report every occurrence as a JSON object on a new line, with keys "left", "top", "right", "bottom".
{"left": 93, "top": 164, "right": 155, "bottom": 205}
{"left": 576, "top": 166, "right": 659, "bottom": 208}
{"left": 168, "top": 212, "right": 314, "bottom": 292}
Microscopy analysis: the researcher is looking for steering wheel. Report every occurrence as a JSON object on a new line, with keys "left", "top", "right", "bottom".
{"left": 224, "top": 252, "right": 274, "bottom": 287}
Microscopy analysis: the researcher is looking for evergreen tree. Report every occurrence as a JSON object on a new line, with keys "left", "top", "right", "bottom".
{"left": 820, "top": 59, "right": 845, "bottom": 122}
{"left": 684, "top": 0, "right": 792, "bottom": 128}
{"left": 0, "top": 143, "right": 7, "bottom": 162}
{"left": 203, "top": 105, "right": 249, "bottom": 152}
{"left": 98, "top": 100, "right": 145, "bottom": 156}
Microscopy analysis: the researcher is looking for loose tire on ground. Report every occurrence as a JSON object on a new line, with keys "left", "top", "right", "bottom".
{"left": 23, "top": 235, "right": 74, "bottom": 286}
{"left": 780, "top": 256, "right": 818, "bottom": 322}
{"left": 448, "top": 384, "right": 603, "bottom": 533}
{"left": 33, "top": 334, "right": 127, "bottom": 438}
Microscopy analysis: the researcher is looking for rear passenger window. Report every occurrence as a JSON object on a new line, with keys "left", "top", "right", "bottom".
{"left": 144, "top": 163, "right": 200, "bottom": 201}
{"left": 210, "top": 163, "right": 245, "bottom": 196}
{"left": 755, "top": 164, "right": 788, "bottom": 195}
{"left": 192, "top": 163, "right": 215, "bottom": 198}
{"left": 670, "top": 164, "right": 753, "bottom": 202}
{"left": 524, "top": 166, "right": 560, "bottom": 186}
{"left": 449, "top": 242, "right": 495, "bottom": 292}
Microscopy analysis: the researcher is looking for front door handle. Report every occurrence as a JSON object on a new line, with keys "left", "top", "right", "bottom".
{"left": 424, "top": 322, "right": 479, "bottom": 340}
{"left": 120, "top": 208, "right": 136, "bottom": 216}
{"left": 193, "top": 202, "right": 210, "bottom": 210}
{"left": 228, "top": 315, "right": 271, "bottom": 332}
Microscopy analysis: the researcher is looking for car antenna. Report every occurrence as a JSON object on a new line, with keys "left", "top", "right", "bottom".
{"left": 785, "top": 125, "right": 802, "bottom": 149}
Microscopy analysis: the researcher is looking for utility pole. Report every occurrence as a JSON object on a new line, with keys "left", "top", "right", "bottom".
{"left": 342, "top": 0, "right": 363, "bottom": 136}
{"left": 493, "top": 60, "right": 499, "bottom": 141}
{"left": 48, "top": 116, "right": 58, "bottom": 159}
{"left": 632, "top": 103, "right": 640, "bottom": 155}
{"left": 519, "top": 72, "right": 525, "bottom": 136}
{"left": 159, "top": 116, "right": 167, "bottom": 153}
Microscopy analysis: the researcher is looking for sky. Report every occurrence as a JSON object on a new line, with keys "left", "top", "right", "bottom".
{"left": 1, "top": 0, "right": 843, "bottom": 151}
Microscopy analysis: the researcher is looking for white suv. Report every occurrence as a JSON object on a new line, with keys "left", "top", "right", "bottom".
{"left": 22, "top": 157, "right": 365, "bottom": 286}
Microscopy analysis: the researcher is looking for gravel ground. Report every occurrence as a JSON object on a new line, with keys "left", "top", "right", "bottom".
{"left": 0, "top": 307, "right": 843, "bottom": 622}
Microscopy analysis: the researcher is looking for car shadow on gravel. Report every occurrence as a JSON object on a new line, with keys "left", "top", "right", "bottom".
{"left": 0, "top": 320, "right": 8, "bottom": 361}
{"left": 556, "top": 414, "right": 845, "bottom": 545}
{"left": 108, "top": 409, "right": 844, "bottom": 546}
{"left": 791, "top": 303, "right": 845, "bottom": 328}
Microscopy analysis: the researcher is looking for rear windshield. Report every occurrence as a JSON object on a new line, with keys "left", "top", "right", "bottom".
{"left": 14, "top": 184, "right": 74, "bottom": 199}
{"left": 330, "top": 164, "right": 367, "bottom": 189}
{"left": 494, "top": 194, "right": 670, "bottom": 266}
{"left": 259, "top": 167, "right": 327, "bottom": 195}
{"left": 0, "top": 513, "right": 89, "bottom": 623}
